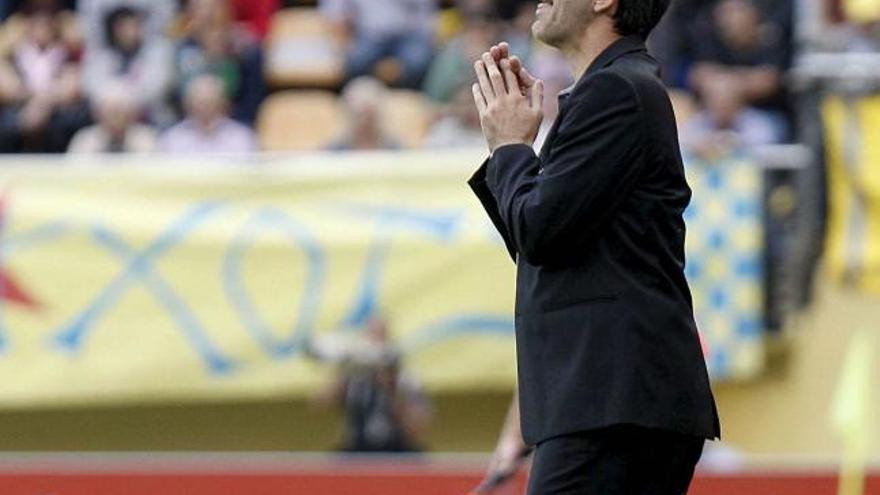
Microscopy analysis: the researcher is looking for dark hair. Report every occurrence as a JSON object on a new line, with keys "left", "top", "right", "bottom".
{"left": 21, "top": 0, "right": 62, "bottom": 16}
{"left": 103, "top": 6, "right": 142, "bottom": 48}
{"left": 613, "top": 0, "right": 671, "bottom": 39}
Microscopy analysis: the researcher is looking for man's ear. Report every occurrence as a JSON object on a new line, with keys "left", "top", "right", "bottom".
{"left": 592, "top": 0, "right": 617, "bottom": 15}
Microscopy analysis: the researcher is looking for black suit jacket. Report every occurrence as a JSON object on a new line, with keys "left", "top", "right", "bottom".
{"left": 469, "top": 36, "right": 720, "bottom": 445}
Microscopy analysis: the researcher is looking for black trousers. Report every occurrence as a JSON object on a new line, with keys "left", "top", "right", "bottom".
{"left": 527, "top": 425, "right": 705, "bottom": 495}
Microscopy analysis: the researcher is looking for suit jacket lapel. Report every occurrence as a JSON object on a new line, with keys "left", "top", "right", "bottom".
{"left": 539, "top": 92, "right": 571, "bottom": 161}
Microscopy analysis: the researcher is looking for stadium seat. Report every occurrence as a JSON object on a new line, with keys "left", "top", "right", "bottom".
{"left": 265, "top": 8, "right": 345, "bottom": 88}
{"left": 384, "top": 90, "right": 437, "bottom": 149}
{"left": 257, "top": 90, "right": 343, "bottom": 150}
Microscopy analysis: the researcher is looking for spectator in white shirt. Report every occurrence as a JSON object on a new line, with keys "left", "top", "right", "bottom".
{"left": 68, "top": 80, "right": 157, "bottom": 153}
{"left": 81, "top": 5, "right": 174, "bottom": 126}
{"left": 326, "top": 76, "right": 399, "bottom": 151}
{"left": 159, "top": 74, "right": 257, "bottom": 154}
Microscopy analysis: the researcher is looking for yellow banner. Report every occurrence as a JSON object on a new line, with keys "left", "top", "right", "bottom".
{"left": 824, "top": 95, "right": 880, "bottom": 293}
{"left": 0, "top": 152, "right": 763, "bottom": 408}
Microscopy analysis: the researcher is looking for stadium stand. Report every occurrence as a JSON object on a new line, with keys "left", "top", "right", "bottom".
{"left": 257, "top": 89, "right": 342, "bottom": 150}
{"left": 264, "top": 7, "right": 344, "bottom": 88}
{"left": 384, "top": 89, "right": 437, "bottom": 149}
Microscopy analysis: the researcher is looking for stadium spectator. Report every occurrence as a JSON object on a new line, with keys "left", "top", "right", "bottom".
{"left": 648, "top": 0, "right": 718, "bottom": 87}
{"left": 175, "top": 0, "right": 266, "bottom": 124}
{"left": 320, "top": 0, "right": 436, "bottom": 89}
{"left": 424, "top": 84, "right": 484, "bottom": 148}
{"left": 0, "top": 5, "right": 89, "bottom": 152}
{"left": 327, "top": 77, "right": 400, "bottom": 151}
{"left": 68, "top": 80, "right": 157, "bottom": 153}
{"left": 309, "top": 316, "right": 432, "bottom": 453}
{"left": 176, "top": 25, "right": 240, "bottom": 104}
{"left": 688, "top": 0, "right": 789, "bottom": 141}
{"left": 81, "top": 5, "right": 174, "bottom": 126}
{"left": 681, "top": 74, "right": 784, "bottom": 159}
{"left": 158, "top": 74, "right": 257, "bottom": 154}
{"left": 652, "top": 0, "right": 793, "bottom": 88}
{"left": 423, "top": 7, "right": 501, "bottom": 104}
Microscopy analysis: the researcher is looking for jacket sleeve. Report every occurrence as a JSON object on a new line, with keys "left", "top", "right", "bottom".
{"left": 468, "top": 158, "right": 524, "bottom": 263}
{"left": 484, "top": 71, "right": 646, "bottom": 266}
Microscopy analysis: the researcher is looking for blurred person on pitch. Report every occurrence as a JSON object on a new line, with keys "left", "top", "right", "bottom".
{"left": 68, "top": 80, "right": 157, "bottom": 153}
{"left": 158, "top": 74, "right": 257, "bottom": 154}
{"left": 326, "top": 77, "right": 400, "bottom": 151}
{"left": 0, "top": 3, "right": 89, "bottom": 153}
{"left": 306, "top": 317, "right": 431, "bottom": 453}
{"left": 320, "top": 0, "right": 435, "bottom": 89}
{"left": 467, "top": 0, "right": 720, "bottom": 493}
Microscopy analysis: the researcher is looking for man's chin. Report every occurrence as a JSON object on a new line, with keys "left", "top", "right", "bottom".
{"left": 531, "top": 21, "right": 560, "bottom": 47}
{"left": 531, "top": 22, "right": 547, "bottom": 43}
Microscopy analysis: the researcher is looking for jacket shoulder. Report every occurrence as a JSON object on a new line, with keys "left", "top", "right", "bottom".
{"left": 567, "top": 69, "right": 644, "bottom": 126}
{"left": 572, "top": 68, "right": 640, "bottom": 102}
{"left": 588, "top": 54, "right": 665, "bottom": 98}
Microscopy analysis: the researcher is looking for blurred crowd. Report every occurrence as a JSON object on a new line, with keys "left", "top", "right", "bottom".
{"left": 0, "top": 0, "right": 876, "bottom": 155}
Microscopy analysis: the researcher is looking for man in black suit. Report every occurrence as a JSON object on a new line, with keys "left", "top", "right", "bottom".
{"left": 468, "top": 0, "right": 720, "bottom": 493}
